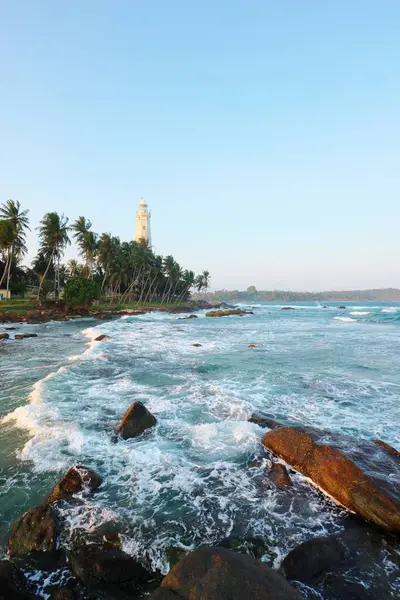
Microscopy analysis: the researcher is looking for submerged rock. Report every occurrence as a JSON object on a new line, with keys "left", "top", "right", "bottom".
{"left": 159, "top": 547, "right": 301, "bottom": 599}
{"left": 205, "top": 309, "right": 253, "bottom": 317}
{"left": 279, "top": 536, "right": 346, "bottom": 583}
{"left": 69, "top": 543, "right": 159, "bottom": 596}
{"left": 218, "top": 536, "right": 277, "bottom": 562}
{"left": 0, "top": 560, "right": 40, "bottom": 600}
{"left": 8, "top": 504, "right": 59, "bottom": 557}
{"left": 0, "top": 332, "right": 9, "bottom": 340}
{"left": 322, "top": 573, "right": 374, "bottom": 600}
{"left": 374, "top": 438, "right": 400, "bottom": 459}
{"left": 248, "top": 414, "right": 282, "bottom": 429}
{"left": 46, "top": 465, "right": 102, "bottom": 504}
{"left": 166, "top": 546, "right": 189, "bottom": 568}
{"left": 94, "top": 334, "right": 111, "bottom": 342}
{"left": 269, "top": 463, "right": 292, "bottom": 487}
{"left": 178, "top": 315, "right": 199, "bottom": 320}
{"left": 116, "top": 401, "right": 157, "bottom": 439}
{"left": 337, "top": 306, "right": 346, "bottom": 309}
{"left": 14, "top": 333, "right": 38, "bottom": 339}
{"left": 281, "top": 307, "right": 295, "bottom": 310}
{"left": 262, "top": 427, "right": 400, "bottom": 532}
{"left": 192, "top": 343, "right": 202, "bottom": 347}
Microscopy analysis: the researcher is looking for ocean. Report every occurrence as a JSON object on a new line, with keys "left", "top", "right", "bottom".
{"left": 1, "top": 302, "right": 400, "bottom": 597}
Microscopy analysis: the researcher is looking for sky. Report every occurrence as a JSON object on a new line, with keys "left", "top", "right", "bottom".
{"left": 1, "top": 1, "right": 400, "bottom": 291}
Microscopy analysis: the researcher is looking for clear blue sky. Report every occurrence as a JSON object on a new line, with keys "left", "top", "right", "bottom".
{"left": 1, "top": 1, "right": 399, "bottom": 291}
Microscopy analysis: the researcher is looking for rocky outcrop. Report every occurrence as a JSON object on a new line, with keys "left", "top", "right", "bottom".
{"left": 0, "top": 332, "right": 9, "bottom": 340}
{"left": 217, "top": 536, "right": 276, "bottom": 562}
{"left": 269, "top": 463, "right": 292, "bottom": 487}
{"left": 205, "top": 309, "right": 253, "bottom": 318}
{"left": 192, "top": 343, "right": 202, "bottom": 347}
{"left": 248, "top": 414, "right": 281, "bottom": 429}
{"left": 69, "top": 543, "right": 159, "bottom": 596}
{"left": 46, "top": 465, "right": 102, "bottom": 504}
{"left": 94, "top": 334, "right": 111, "bottom": 342}
{"left": 178, "top": 315, "right": 199, "bottom": 320}
{"left": 49, "top": 590, "right": 75, "bottom": 600}
{"left": 374, "top": 438, "right": 400, "bottom": 459}
{"left": 279, "top": 536, "right": 346, "bottom": 583}
{"left": 8, "top": 503, "right": 59, "bottom": 557}
{"left": 0, "top": 560, "right": 40, "bottom": 599}
{"left": 158, "top": 547, "right": 302, "bottom": 599}
{"left": 262, "top": 427, "right": 400, "bottom": 532}
{"left": 14, "top": 333, "right": 38, "bottom": 339}
{"left": 116, "top": 401, "right": 157, "bottom": 439}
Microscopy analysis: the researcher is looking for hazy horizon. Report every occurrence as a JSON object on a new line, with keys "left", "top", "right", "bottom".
{"left": 1, "top": 1, "right": 399, "bottom": 291}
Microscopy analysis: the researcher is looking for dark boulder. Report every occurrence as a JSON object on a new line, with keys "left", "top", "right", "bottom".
{"left": 50, "top": 589, "right": 75, "bottom": 600}
{"left": 374, "top": 438, "right": 400, "bottom": 459}
{"left": 160, "top": 547, "right": 302, "bottom": 599}
{"left": 248, "top": 344, "right": 256, "bottom": 348}
{"left": 205, "top": 309, "right": 253, "bottom": 317}
{"left": 94, "top": 334, "right": 111, "bottom": 342}
{"left": 192, "top": 343, "right": 202, "bottom": 347}
{"left": 337, "top": 306, "right": 346, "bottom": 309}
{"left": 116, "top": 401, "right": 157, "bottom": 439}
{"left": 15, "top": 333, "right": 38, "bottom": 339}
{"left": 150, "top": 590, "right": 179, "bottom": 599}
{"left": 0, "top": 560, "right": 40, "bottom": 600}
{"left": 218, "top": 536, "right": 277, "bottom": 563}
{"left": 46, "top": 465, "right": 102, "bottom": 503}
{"left": 281, "top": 307, "right": 295, "bottom": 310}
{"left": 69, "top": 543, "right": 159, "bottom": 596}
{"left": 0, "top": 332, "right": 9, "bottom": 340}
{"left": 322, "top": 573, "right": 374, "bottom": 600}
{"left": 248, "top": 414, "right": 282, "bottom": 429}
{"left": 263, "top": 427, "right": 400, "bottom": 532}
{"left": 8, "top": 503, "right": 59, "bottom": 557}
{"left": 269, "top": 463, "right": 292, "bottom": 487}
{"left": 166, "top": 546, "right": 189, "bottom": 568}
{"left": 178, "top": 315, "right": 199, "bottom": 320}
{"left": 279, "top": 536, "right": 346, "bottom": 583}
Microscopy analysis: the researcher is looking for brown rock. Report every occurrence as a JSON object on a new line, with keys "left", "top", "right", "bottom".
{"left": 160, "top": 547, "right": 302, "bottom": 599}
{"left": 8, "top": 503, "right": 58, "bottom": 557}
{"left": 269, "top": 463, "right": 292, "bottom": 487}
{"left": 150, "top": 590, "right": 179, "bottom": 599}
{"left": 14, "top": 333, "right": 38, "bottom": 339}
{"left": 116, "top": 401, "right": 157, "bottom": 439}
{"left": 262, "top": 427, "right": 400, "bottom": 532}
{"left": 281, "top": 307, "right": 295, "bottom": 310}
{"left": 46, "top": 465, "right": 102, "bottom": 504}
{"left": 248, "top": 414, "right": 282, "bottom": 429}
{"left": 178, "top": 315, "right": 199, "bottom": 320}
{"left": 248, "top": 344, "right": 256, "bottom": 348}
{"left": 0, "top": 559, "right": 40, "bottom": 599}
{"left": 374, "top": 439, "right": 400, "bottom": 459}
{"left": 94, "top": 334, "right": 111, "bottom": 342}
{"left": 279, "top": 536, "right": 345, "bottom": 583}
{"left": 205, "top": 309, "right": 253, "bottom": 318}
{"left": 0, "top": 333, "right": 9, "bottom": 340}
{"left": 50, "top": 589, "right": 75, "bottom": 600}
{"left": 192, "top": 343, "right": 202, "bottom": 347}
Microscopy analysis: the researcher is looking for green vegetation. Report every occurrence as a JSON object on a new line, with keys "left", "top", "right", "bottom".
{"left": 0, "top": 199, "right": 210, "bottom": 306}
{"left": 63, "top": 277, "right": 100, "bottom": 309}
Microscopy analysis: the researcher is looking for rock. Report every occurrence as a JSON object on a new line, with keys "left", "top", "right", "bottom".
{"left": 150, "top": 590, "right": 179, "bottom": 600}
{"left": 178, "top": 315, "right": 199, "bottom": 320}
{"left": 374, "top": 438, "right": 400, "bottom": 459}
{"left": 0, "top": 332, "right": 9, "bottom": 340}
{"left": 166, "top": 547, "right": 189, "bottom": 568}
{"left": 69, "top": 543, "right": 158, "bottom": 596}
{"left": 279, "top": 536, "right": 346, "bottom": 583}
{"left": 8, "top": 503, "right": 59, "bottom": 557}
{"left": 6, "top": 326, "right": 17, "bottom": 330}
{"left": 262, "top": 427, "right": 400, "bottom": 532}
{"left": 281, "top": 307, "right": 295, "bottom": 310}
{"left": 116, "top": 401, "right": 157, "bottom": 439}
{"left": 269, "top": 463, "right": 292, "bottom": 487}
{"left": 160, "top": 547, "right": 302, "bottom": 599}
{"left": 248, "top": 414, "right": 282, "bottom": 429}
{"left": 50, "top": 589, "right": 75, "bottom": 600}
{"left": 322, "top": 573, "right": 374, "bottom": 600}
{"left": 14, "top": 334, "right": 38, "bottom": 339}
{"left": 94, "top": 334, "right": 111, "bottom": 342}
{"left": 205, "top": 309, "right": 253, "bottom": 317}
{"left": 46, "top": 465, "right": 102, "bottom": 504}
{"left": 248, "top": 344, "right": 256, "bottom": 348}
{"left": 218, "top": 536, "right": 277, "bottom": 562}
{"left": 337, "top": 306, "right": 346, "bottom": 309}
{"left": 322, "top": 306, "right": 328, "bottom": 309}
{"left": 192, "top": 343, "right": 202, "bottom": 347}
{"left": 0, "top": 559, "right": 39, "bottom": 599}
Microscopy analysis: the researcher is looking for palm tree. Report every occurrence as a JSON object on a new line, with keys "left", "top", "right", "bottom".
{"left": 36, "top": 212, "right": 70, "bottom": 299}
{"left": 201, "top": 270, "right": 210, "bottom": 292}
{"left": 72, "top": 216, "right": 97, "bottom": 278}
{"left": 0, "top": 199, "right": 30, "bottom": 296}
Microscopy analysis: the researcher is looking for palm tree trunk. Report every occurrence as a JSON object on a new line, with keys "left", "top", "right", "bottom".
{"left": 6, "top": 245, "right": 13, "bottom": 297}
{"left": 0, "top": 251, "right": 11, "bottom": 287}
{"left": 37, "top": 250, "right": 54, "bottom": 300}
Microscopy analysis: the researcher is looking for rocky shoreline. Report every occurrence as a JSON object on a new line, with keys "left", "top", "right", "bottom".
{"left": 2, "top": 401, "right": 399, "bottom": 599}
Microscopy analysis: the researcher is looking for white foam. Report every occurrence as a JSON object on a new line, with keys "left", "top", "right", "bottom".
{"left": 333, "top": 316, "right": 356, "bottom": 322}
{"left": 382, "top": 307, "right": 399, "bottom": 313}
{"left": 350, "top": 311, "right": 371, "bottom": 316}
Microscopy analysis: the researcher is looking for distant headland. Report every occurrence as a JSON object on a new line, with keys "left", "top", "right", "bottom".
{"left": 196, "top": 287, "right": 400, "bottom": 303}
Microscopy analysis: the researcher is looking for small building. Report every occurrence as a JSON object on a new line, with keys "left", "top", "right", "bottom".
{"left": 0, "top": 289, "right": 11, "bottom": 301}
{"left": 135, "top": 198, "right": 151, "bottom": 246}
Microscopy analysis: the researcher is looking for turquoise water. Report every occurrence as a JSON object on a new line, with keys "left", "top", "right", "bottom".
{"left": 1, "top": 302, "right": 400, "bottom": 595}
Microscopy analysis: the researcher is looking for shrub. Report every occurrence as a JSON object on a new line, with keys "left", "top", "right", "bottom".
{"left": 63, "top": 277, "right": 100, "bottom": 309}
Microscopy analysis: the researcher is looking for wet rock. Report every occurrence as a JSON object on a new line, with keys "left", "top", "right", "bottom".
{"left": 150, "top": 589, "right": 179, "bottom": 599}
{"left": 279, "top": 536, "right": 346, "bottom": 584}
{"left": 192, "top": 343, "right": 202, "bottom": 347}
{"left": 0, "top": 559, "right": 40, "bottom": 599}
{"left": 14, "top": 333, "right": 38, "bottom": 339}
{"left": 50, "top": 589, "right": 75, "bottom": 600}
{"left": 6, "top": 326, "right": 17, "bottom": 330}
{"left": 205, "top": 309, "right": 253, "bottom": 317}
{"left": 46, "top": 465, "right": 102, "bottom": 504}
{"left": 322, "top": 573, "right": 374, "bottom": 600}
{"left": 160, "top": 547, "right": 302, "bottom": 599}
{"left": 248, "top": 414, "right": 282, "bottom": 429}
{"left": 8, "top": 503, "right": 59, "bottom": 557}
{"left": 69, "top": 543, "right": 159, "bottom": 596}
{"left": 166, "top": 546, "right": 189, "bottom": 568}
{"left": 248, "top": 344, "right": 256, "bottom": 348}
{"left": 116, "top": 401, "right": 157, "bottom": 439}
{"left": 0, "top": 332, "right": 9, "bottom": 340}
{"left": 281, "top": 307, "right": 295, "bottom": 310}
{"left": 262, "top": 427, "right": 400, "bottom": 532}
{"left": 218, "top": 536, "right": 277, "bottom": 562}
{"left": 337, "top": 306, "right": 346, "bottom": 309}
{"left": 269, "top": 463, "right": 292, "bottom": 487}
{"left": 94, "top": 334, "right": 111, "bottom": 342}
{"left": 178, "top": 315, "right": 199, "bottom": 320}
{"left": 374, "top": 438, "right": 400, "bottom": 459}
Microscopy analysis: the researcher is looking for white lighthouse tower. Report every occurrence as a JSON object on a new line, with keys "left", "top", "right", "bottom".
{"left": 135, "top": 198, "right": 151, "bottom": 246}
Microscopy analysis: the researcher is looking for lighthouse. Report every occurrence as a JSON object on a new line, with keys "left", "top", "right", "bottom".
{"left": 135, "top": 198, "right": 151, "bottom": 246}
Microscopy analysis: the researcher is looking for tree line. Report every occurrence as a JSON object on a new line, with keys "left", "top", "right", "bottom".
{"left": 0, "top": 199, "right": 210, "bottom": 303}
